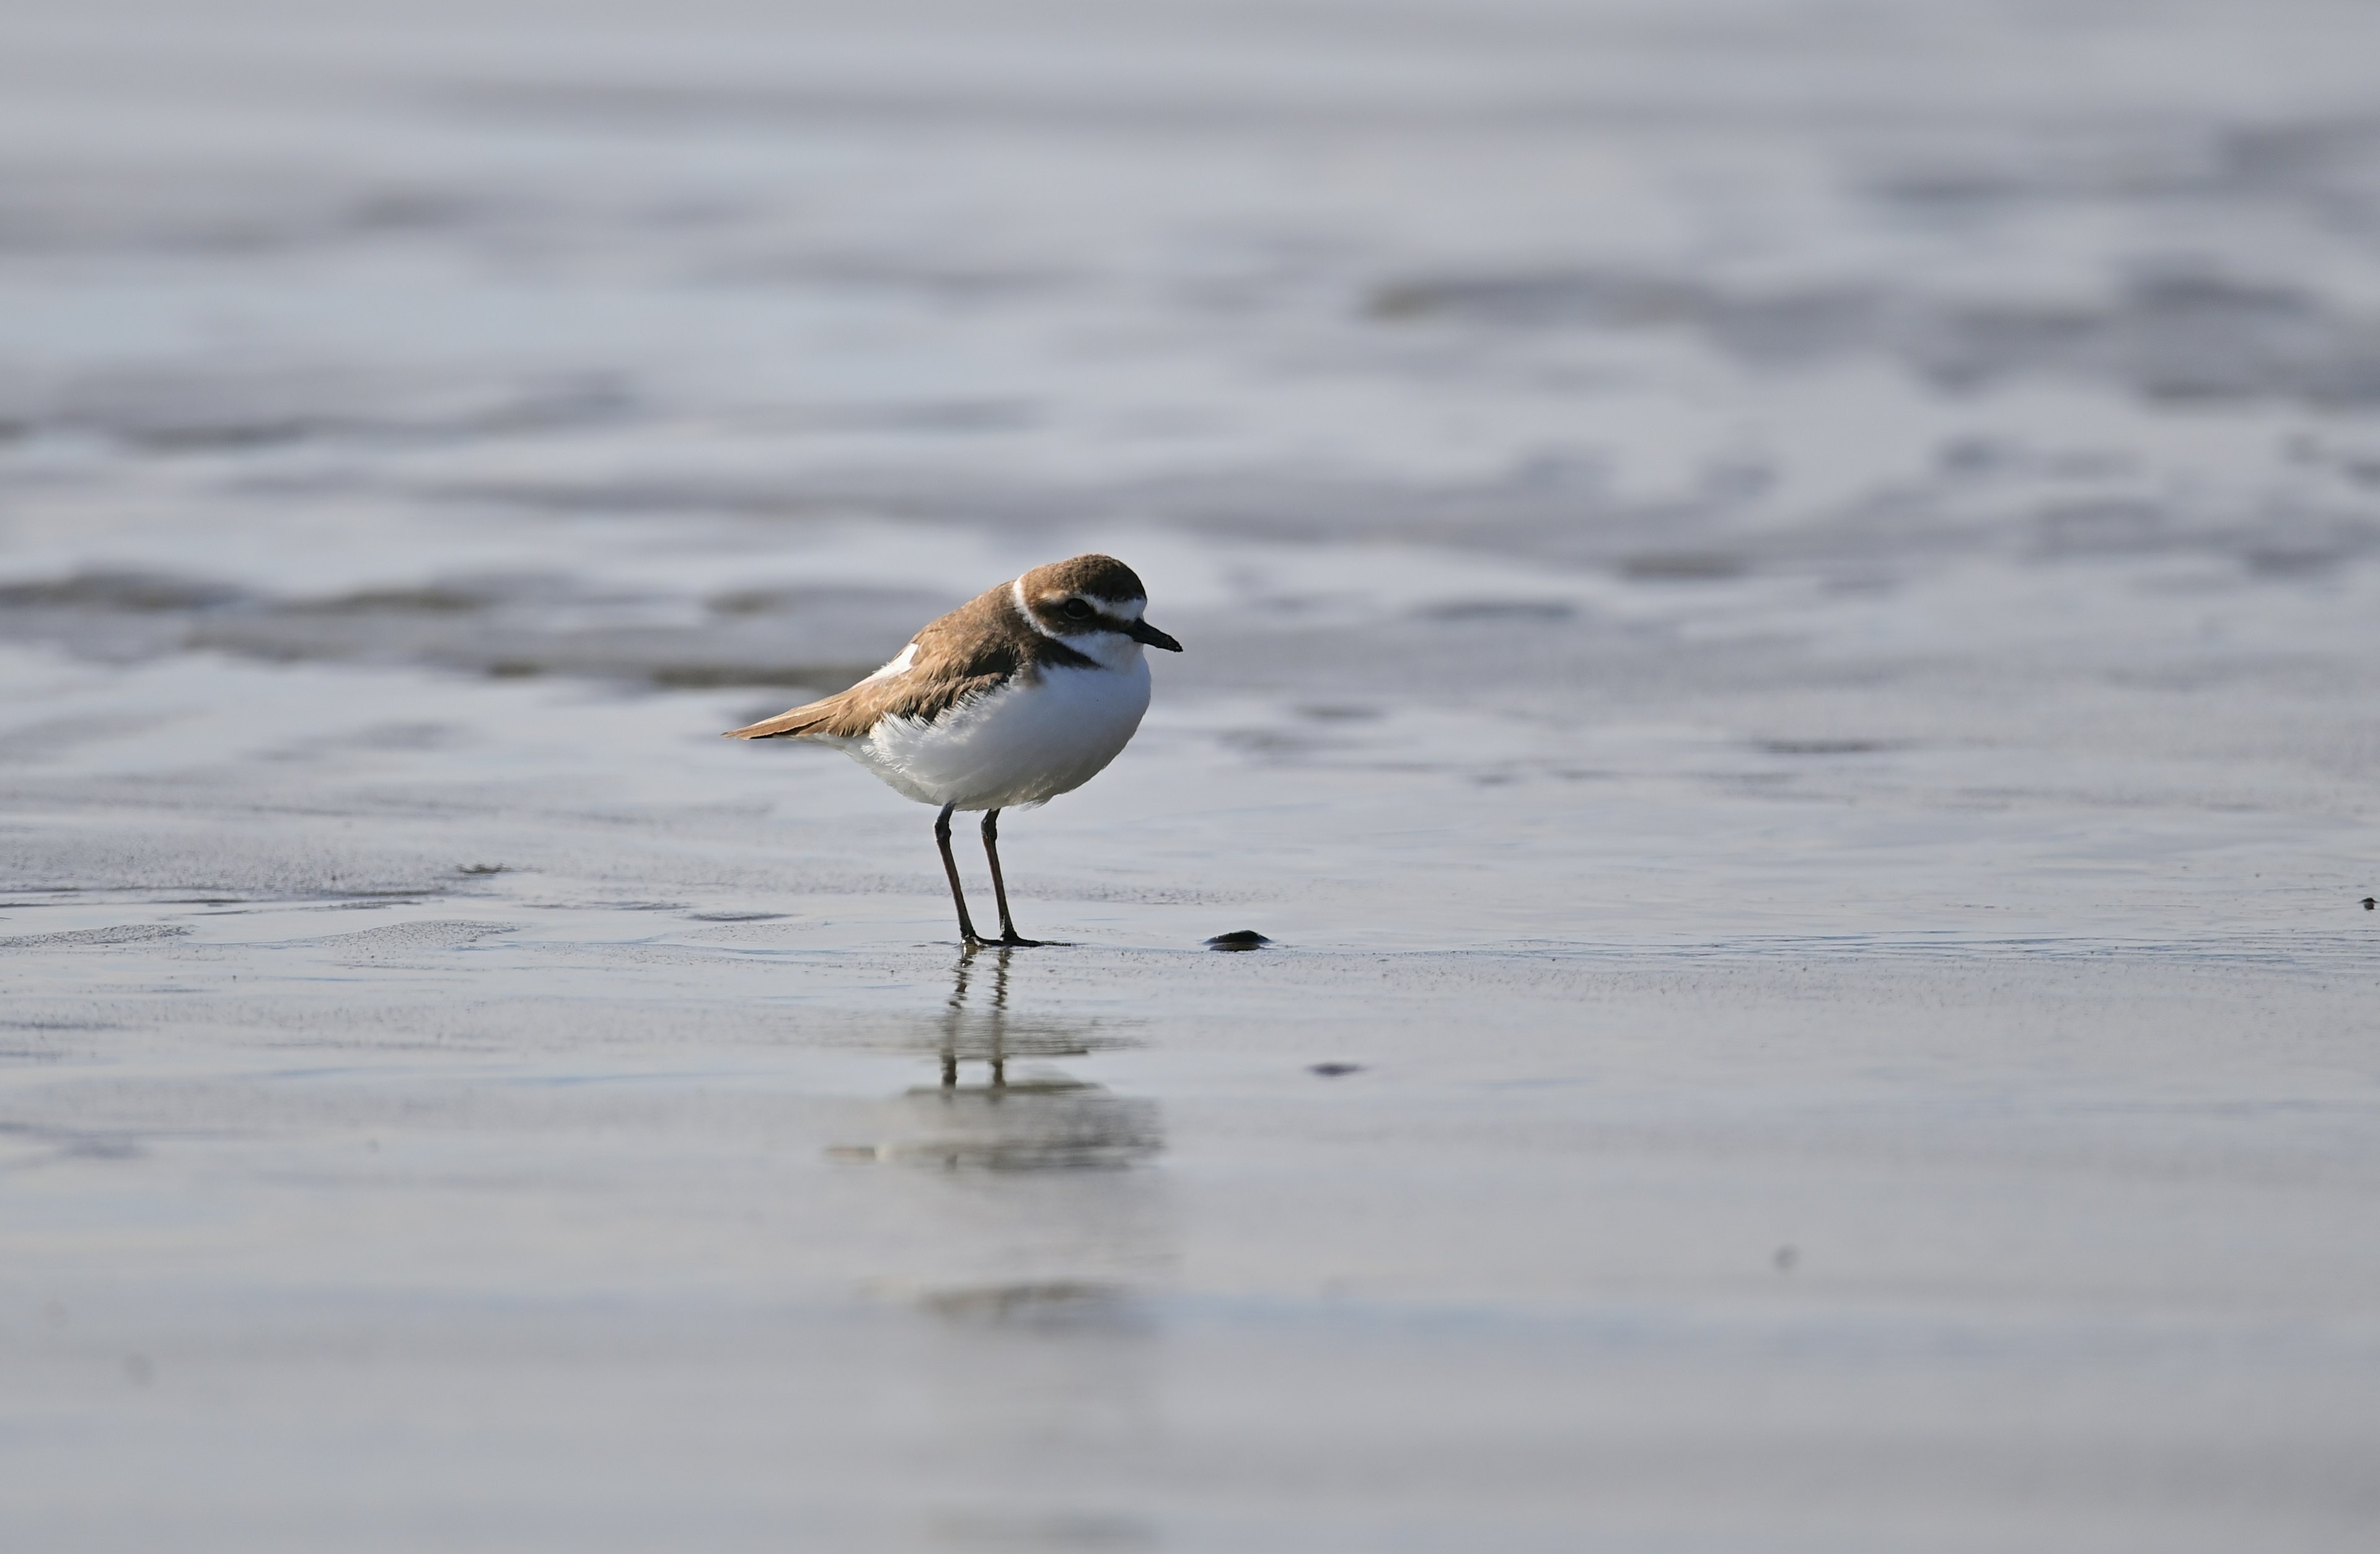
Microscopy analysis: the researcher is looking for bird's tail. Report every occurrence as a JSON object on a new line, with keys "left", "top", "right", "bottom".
{"left": 722, "top": 699, "right": 836, "bottom": 739}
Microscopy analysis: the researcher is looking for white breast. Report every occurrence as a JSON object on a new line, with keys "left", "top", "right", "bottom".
{"left": 846, "top": 654, "right": 1153, "bottom": 811}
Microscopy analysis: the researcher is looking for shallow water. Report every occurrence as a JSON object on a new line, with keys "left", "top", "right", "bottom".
{"left": 5, "top": 1, "right": 2380, "bottom": 1548}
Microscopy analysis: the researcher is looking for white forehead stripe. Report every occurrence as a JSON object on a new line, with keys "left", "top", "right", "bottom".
{"left": 1011, "top": 576, "right": 1062, "bottom": 639}
{"left": 1103, "top": 597, "right": 1145, "bottom": 621}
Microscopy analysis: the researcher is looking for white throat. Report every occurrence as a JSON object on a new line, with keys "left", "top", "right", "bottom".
{"left": 1074, "top": 632, "right": 1146, "bottom": 672}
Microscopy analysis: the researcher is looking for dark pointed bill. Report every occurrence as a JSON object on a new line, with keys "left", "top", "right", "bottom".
{"left": 1126, "top": 618, "right": 1183, "bottom": 651}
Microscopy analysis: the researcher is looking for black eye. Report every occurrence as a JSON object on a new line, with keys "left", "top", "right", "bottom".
{"left": 1059, "top": 599, "right": 1093, "bottom": 620}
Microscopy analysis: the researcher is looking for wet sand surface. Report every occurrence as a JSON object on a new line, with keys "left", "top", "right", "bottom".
{"left": 5, "top": 1, "right": 2380, "bottom": 1547}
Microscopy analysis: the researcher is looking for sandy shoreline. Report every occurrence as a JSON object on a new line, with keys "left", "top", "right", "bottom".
{"left": 7, "top": 1, "right": 2380, "bottom": 1546}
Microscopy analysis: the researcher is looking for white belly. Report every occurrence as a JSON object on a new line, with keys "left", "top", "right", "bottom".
{"left": 839, "top": 659, "right": 1152, "bottom": 811}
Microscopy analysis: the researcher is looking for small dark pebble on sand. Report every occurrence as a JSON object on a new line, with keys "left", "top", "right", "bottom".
{"left": 1206, "top": 930, "right": 1271, "bottom": 950}
{"left": 1310, "top": 1063, "right": 1362, "bottom": 1078}
{"left": 2364, "top": 897, "right": 2375, "bottom": 910}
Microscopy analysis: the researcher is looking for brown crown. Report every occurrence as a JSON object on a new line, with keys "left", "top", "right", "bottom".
{"left": 1018, "top": 554, "right": 1148, "bottom": 604}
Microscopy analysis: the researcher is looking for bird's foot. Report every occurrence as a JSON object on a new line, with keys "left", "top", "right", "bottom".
{"left": 960, "top": 931, "right": 1062, "bottom": 951}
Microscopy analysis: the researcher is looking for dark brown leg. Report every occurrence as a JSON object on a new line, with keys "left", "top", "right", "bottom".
{"left": 979, "top": 809, "right": 1046, "bottom": 947}
{"left": 934, "top": 802, "right": 985, "bottom": 948}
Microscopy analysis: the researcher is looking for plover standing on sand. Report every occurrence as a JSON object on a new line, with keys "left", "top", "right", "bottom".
{"left": 725, "top": 555, "right": 1183, "bottom": 948}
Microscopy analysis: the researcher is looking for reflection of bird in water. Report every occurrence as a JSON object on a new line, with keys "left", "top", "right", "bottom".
{"left": 942, "top": 944, "right": 1013, "bottom": 1087}
{"left": 928, "top": 944, "right": 1107, "bottom": 1086}
{"left": 723, "top": 555, "right": 1182, "bottom": 949}
{"left": 829, "top": 949, "right": 1162, "bottom": 1171}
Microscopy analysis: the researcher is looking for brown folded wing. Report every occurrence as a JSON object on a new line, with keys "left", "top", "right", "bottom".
{"left": 721, "top": 580, "right": 1083, "bottom": 740}
{"left": 721, "top": 664, "right": 1011, "bottom": 740}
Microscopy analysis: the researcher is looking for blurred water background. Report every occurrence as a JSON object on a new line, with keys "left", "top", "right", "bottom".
{"left": 4, "top": 1, "right": 2380, "bottom": 1548}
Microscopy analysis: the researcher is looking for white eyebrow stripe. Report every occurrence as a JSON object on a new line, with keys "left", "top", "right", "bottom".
{"left": 1011, "top": 576, "right": 1061, "bottom": 639}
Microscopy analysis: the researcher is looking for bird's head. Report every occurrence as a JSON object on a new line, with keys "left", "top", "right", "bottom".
{"left": 1015, "top": 555, "right": 1183, "bottom": 659}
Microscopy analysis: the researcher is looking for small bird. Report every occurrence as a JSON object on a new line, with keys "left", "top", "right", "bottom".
{"left": 725, "top": 555, "right": 1183, "bottom": 948}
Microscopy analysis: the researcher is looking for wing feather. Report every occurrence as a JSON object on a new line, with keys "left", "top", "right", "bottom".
{"left": 722, "top": 696, "right": 850, "bottom": 740}
{"left": 721, "top": 669, "right": 1009, "bottom": 740}
{"left": 723, "top": 584, "right": 1038, "bottom": 741}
